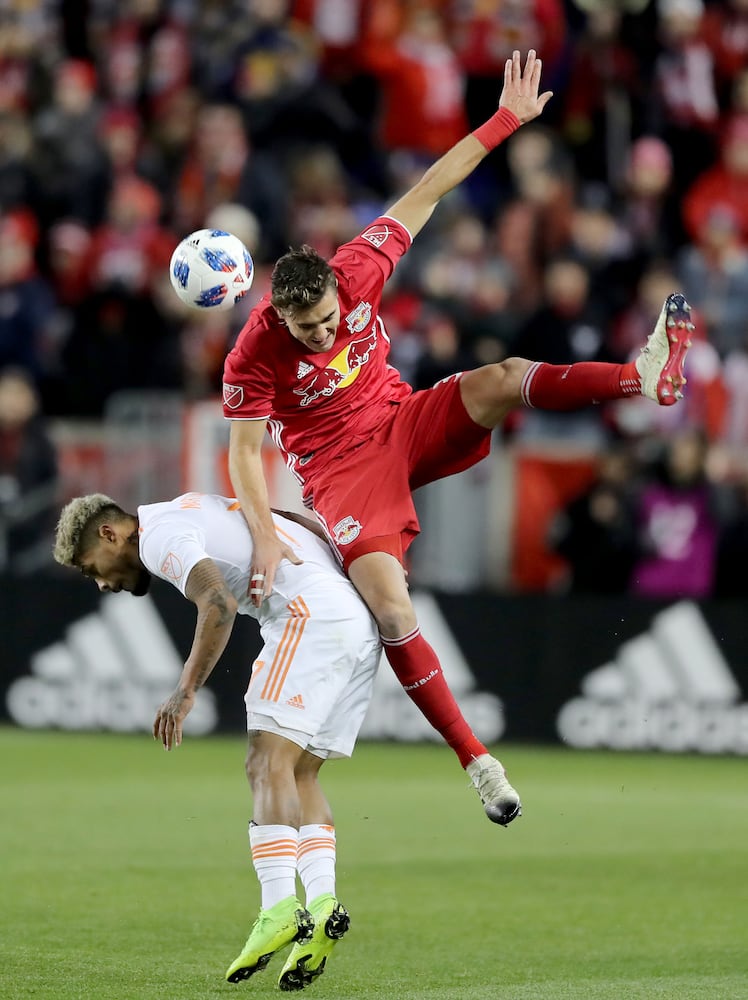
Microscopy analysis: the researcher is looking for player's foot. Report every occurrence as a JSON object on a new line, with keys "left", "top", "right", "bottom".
{"left": 636, "top": 293, "right": 693, "bottom": 406}
{"left": 225, "top": 896, "right": 314, "bottom": 984}
{"left": 466, "top": 754, "right": 522, "bottom": 826}
{"left": 277, "top": 893, "right": 350, "bottom": 992}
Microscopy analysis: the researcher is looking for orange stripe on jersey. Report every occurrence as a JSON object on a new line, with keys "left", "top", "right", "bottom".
{"left": 275, "top": 523, "right": 300, "bottom": 547}
{"left": 260, "top": 616, "right": 296, "bottom": 701}
{"left": 261, "top": 598, "right": 311, "bottom": 703}
{"left": 227, "top": 501, "right": 241, "bottom": 511}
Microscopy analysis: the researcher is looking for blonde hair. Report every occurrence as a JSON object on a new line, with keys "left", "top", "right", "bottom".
{"left": 53, "top": 493, "right": 127, "bottom": 567}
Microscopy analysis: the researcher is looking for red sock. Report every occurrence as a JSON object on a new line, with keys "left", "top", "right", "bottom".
{"left": 382, "top": 627, "right": 486, "bottom": 768}
{"left": 521, "top": 360, "right": 640, "bottom": 410}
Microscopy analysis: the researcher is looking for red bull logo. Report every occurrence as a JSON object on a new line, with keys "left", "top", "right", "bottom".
{"left": 293, "top": 367, "right": 346, "bottom": 407}
{"left": 345, "top": 300, "right": 372, "bottom": 334}
{"left": 346, "top": 326, "right": 377, "bottom": 368}
{"left": 333, "top": 515, "right": 362, "bottom": 545}
{"left": 293, "top": 325, "right": 379, "bottom": 407}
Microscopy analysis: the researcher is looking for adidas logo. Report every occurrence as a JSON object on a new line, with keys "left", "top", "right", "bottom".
{"left": 286, "top": 693, "right": 304, "bottom": 709}
{"left": 557, "top": 601, "right": 746, "bottom": 753}
{"left": 360, "top": 592, "right": 505, "bottom": 744}
{"left": 296, "top": 361, "right": 314, "bottom": 379}
{"left": 5, "top": 592, "right": 218, "bottom": 735}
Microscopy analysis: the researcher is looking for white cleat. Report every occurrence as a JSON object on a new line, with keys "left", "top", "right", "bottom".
{"left": 636, "top": 292, "right": 693, "bottom": 406}
{"left": 466, "top": 754, "right": 522, "bottom": 826}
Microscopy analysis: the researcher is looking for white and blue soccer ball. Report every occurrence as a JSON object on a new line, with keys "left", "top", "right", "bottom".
{"left": 169, "top": 229, "right": 254, "bottom": 312}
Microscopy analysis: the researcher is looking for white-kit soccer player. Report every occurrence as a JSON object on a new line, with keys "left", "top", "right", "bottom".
{"left": 52, "top": 491, "right": 382, "bottom": 990}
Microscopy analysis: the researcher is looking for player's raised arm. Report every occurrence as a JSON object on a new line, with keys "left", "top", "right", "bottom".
{"left": 228, "top": 420, "right": 302, "bottom": 607}
{"left": 153, "top": 557, "right": 239, "bottom": 750}
{"left": 385, "top": 49, "right": 553, "bottom": 238}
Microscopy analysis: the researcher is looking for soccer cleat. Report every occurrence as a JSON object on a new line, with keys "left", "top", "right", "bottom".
{"left": 636, "top": 293, "right": 693, "bottom": 406}
{"left": 225, "top": 896, "right": 314, "bottom": 984}
{"left": 278, "top": 893, "right": 350, "bottom": 992}
{"left": 466, "top": 754, "right": 522, "bottom": 826}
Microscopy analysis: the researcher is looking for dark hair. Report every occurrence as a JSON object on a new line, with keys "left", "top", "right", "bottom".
{"left": 270, "top": 245, "right": 336, "bottom": 315}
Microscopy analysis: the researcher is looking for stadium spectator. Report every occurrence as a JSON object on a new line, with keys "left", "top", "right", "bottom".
{"left": 411, "top": 310, "right": 478, "bottom": 392}
{"left": 0, "top": 209, "right": 57, "bottom": 380}
{"left": 497, "top": 123, "right": 576, "bottom": 302}
{"left": 561, "top": 6, "right": 644, "bottom": 187}
{"left": 92, "top": 0, "right": 191, "bottom": 117}
{"left": 549, "top": 444, "right": 640, "bottom": 595}
{"left": 702, "top": 0, "right": 748, "bottom": 106}
{"left": 52, "top": 492, "right": 377, "bottom": 989}
{"left": 0, "top": 367, "right": 58, "bottom": 572}
{"left": 617, "top": 135, "right": 685, "bottom": 262}
{"left": 629, "top": 427, "right": 728, "bottom": 599}
{"left": 510, "top": 255, "right": 617, "bottom": 446}
{"left": 452, "top": 0, "right": 566, "bottom": 127}
{"left": 650, "top": 0, "right": 720, "bottom": 201}
{"left": 682, "top": 114, "right": 748, "bottom": 250}
{"left": 173, "top": 103, "right": 288, "bottom": 258}
{"left": 0, "top": 111, "right": 34, "bottom": 211}
{"left": 284, "top": 146, "right": 360, "bottom": 258}
{"left": 677, "top": 202, "right": 748, "bottom": 358}
{"left": 361, "top": 4, "right": 469, "bottom": 158}
{"left": 30, "top": 58, "right": 108, "bottom": 227}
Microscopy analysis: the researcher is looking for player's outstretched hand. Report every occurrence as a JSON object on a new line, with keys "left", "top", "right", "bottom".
{"left": 249, "top": 536, "right": 302, "bottom": 608}
{"left": 499, "top": 49, "right": 553, "bottom": 125}
{"left": 153, "top": 687, "right": 195, "bottom": 750}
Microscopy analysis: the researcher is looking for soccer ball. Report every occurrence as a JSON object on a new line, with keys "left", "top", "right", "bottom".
{"left": 169, "top": 229, "right": 254, "bottom": 312}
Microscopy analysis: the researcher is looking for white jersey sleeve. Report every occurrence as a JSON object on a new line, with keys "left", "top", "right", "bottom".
{"left": 137, "top": 493, "right": 356, "bottom": 622}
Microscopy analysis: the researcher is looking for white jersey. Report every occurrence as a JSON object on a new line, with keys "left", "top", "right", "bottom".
{"left": 137, "top": 492, "right": 381, "bottom": 758}
{"left": 138, "top": 492, "right": 362, "bottom": 627}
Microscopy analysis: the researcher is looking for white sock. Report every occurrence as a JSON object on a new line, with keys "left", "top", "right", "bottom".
{"left": 297, "top": 824, "right": 336, "bottom": 904}
{"left": 249, "top": 823, "right": 299, "bottom": 910}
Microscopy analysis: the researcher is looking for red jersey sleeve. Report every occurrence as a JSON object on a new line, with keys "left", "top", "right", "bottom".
{"left": 331, "top": 215, "right": 412, "bottom": 287}
{"left": 222, "top": 300, "right": 278, "bottom": 420}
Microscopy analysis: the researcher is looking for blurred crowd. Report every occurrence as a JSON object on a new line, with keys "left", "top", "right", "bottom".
{"left": 0, "top": 0, "right": 747, "bottom": 592}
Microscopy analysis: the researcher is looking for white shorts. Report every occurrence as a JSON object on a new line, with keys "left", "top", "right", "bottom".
{"left": 244, "top": 583, "right": 381, "bottom": 759}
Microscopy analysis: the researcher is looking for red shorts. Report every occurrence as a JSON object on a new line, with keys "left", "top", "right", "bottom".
{"left": 301, "top": 374, "right": 491, "bottom": 570}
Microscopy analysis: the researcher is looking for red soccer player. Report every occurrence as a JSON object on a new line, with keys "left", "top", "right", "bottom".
{"left": 222, "top": 51, "right": 692, "bottom": 827}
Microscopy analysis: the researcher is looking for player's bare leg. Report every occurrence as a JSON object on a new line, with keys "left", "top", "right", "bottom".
{"left": 226, "top": 733, "right": 314, "bottom": 984}
{"left": 460, "top": 293, "right": 693, "bottom": 424}
{"left": 459, "top": 356, "right": 531, "bottom": 428}
{"left": 348, "top": 551, "right": 522, "bottom": 826}
{"left": 279, "top": 751, "right": 350, "bottom": 991}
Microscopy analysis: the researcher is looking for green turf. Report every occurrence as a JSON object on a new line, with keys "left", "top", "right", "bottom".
{"left": 2, "top": 728, "right": 747, "bottom": 999}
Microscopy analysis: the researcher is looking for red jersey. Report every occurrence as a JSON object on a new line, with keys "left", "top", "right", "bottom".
{"left": 223, "top": 216, "right": 413, "bottom": 488}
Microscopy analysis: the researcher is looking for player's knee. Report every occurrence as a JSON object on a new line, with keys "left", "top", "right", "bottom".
{"left": 245, "top": 735, "right": 293, "bottom": 790}
{"left": 483, "top": 357, "right": 530, "bottom": 398}
{"left": 370, "top": 597, "right": 417, "bottom": 639}
{"left": 461, "top": 357, "right": 532, "bottom": 426}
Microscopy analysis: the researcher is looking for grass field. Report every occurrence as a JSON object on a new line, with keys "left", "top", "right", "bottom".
{"left": 2, "top": 727, "right": 747, "bottom": 1000}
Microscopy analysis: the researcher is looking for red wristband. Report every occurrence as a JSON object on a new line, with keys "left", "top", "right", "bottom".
{"left": 472, "top": 107, "right": 521, "bottom": 151}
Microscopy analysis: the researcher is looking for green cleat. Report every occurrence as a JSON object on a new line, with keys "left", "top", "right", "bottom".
{"left": 278, "top": 893, "right": 350, "bottom": 992}
{"left": 225, "top": 896, "right": 314, "bottom": 984}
